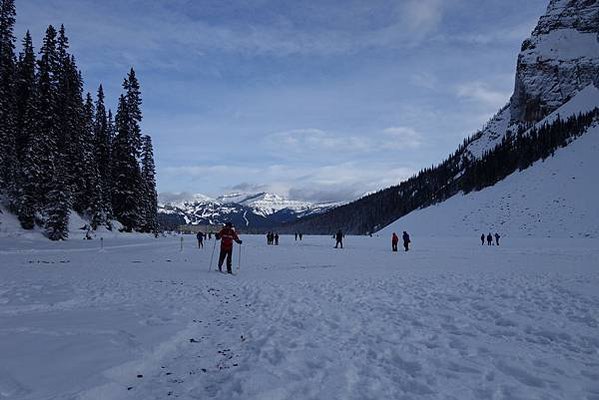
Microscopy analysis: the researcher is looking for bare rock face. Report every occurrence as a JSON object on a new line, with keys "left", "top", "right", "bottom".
{"left": 510, "top": 0, "right": 599, "bottom": 123}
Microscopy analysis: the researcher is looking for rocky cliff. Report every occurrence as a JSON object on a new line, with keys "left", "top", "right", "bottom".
{"left": 511, "top": 0, "right": 599, "bottom": 123}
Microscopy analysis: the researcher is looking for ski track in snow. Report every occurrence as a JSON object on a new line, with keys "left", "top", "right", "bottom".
{"left": 1, "top": 235, "right": 598, "bottom": 400}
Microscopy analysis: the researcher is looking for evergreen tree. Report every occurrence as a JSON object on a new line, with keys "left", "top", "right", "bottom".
{"left": 111, "top": 93, "right": 142, "bottom": 231}
{"left": 80, "top": 92, "right": 104, "bottom": 228}
{"left": 94, "top": 85, "right": 113, "bottom": 224}
{"left": 140, "top": 135, "right": 158, "bottom": 233}
{"left": 33, "top": 25, "right": 60, "bottom": 207}
{"left": 55, "top": 28, "right": 86, "bottom": 210}
{"left": 44, "top": 155, "right": 71, "bottom": 240}
{"left": 14, "top": 30, "right": 36, "bottom": 160}
{"left": 0, "top": 0, "right": 17, "bottom": 200}
{"left": 124, "top": 68, "right": 142, "bottom": 156}
{"left": 18, "top": 101, "right": 45, "bottom": 229}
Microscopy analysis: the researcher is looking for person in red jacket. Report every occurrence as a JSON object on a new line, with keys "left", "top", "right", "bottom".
{"left": 216, "top": 222, "right": 242, "bottom": 274}
{"left": 392, "top": 232, "right": 399, "bottom": 252}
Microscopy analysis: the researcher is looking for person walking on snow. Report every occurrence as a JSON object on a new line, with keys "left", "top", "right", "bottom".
{"left": 487, "top": 233, "right": 493, "bottom": 246}
{"left": 274, "top": 233, "right": 279, "bottom": 245}
{"left": 481, "top": 234, "right": 485, "bottom": 245}
{"left": 402, "top": 231, "right": 411, "bottom": 251}
{"left": 196, "top": 231, "right": 204, "bottom": 249}
{"left": 392, "top": 232, "right": 399, "bottom": 252}
{"left": 216, "top": 222, "right": 242, "bottom": 274}
{"left": 334, "top": 229, "right": 344, "bottom": 249}
{"left": 494, "top": 233, "right": 500, "bottom": 246}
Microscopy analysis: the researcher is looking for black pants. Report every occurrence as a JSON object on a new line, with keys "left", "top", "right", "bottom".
{"left": 198, "top": 240, "right": 203, "bottom": 248}
{"left": 392, "top": 243, "right": 398, "bottom": 252}
{"left": 403, "top": 242, "right": 409, "bottom": 251}
{"left": 335, "top": 240, "right": 343, "bottom": 249}
{"left": 218, "top": 248, "right": 233, "bottom": 273}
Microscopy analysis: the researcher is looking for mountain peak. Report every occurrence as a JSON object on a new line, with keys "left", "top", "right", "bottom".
{"left": 511, "top": 0, "right": 599, "bottom": 123}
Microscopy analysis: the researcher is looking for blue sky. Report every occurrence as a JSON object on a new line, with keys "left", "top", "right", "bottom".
{"left": 14, "top": 0, "right": 548, "bottom": 203}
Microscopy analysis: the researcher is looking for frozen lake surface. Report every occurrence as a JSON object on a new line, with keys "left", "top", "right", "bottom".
{"left": 1, "top": 234, "right": 598, "bottom": 399}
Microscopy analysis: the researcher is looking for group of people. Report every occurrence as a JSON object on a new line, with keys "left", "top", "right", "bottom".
{"left": 294, "top": 232, "right": 304, "bottom": 241}
{"left": 266, "top": 232, "right": 279, "bottom": 245}
{"left": 481, "top": 232, "right": 501, "bottom": 246}
{"left": 391, "top": 231, "right": 411, "bottom": 252}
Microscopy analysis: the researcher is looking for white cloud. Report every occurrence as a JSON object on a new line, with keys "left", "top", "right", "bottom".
{"left": 383, "top": 127, "right": 423, "bottom": 149}
{"left": 456, "top": 81, "right": 511, "bottom": 109}
{"left": 162, "top": 161, "right": 416, "bottom": 203}
{"left": 401, "top": 0, "right": 444, "bottom": 33}
{"left": 265, "top": 126, "right": 424, "bottom": 159}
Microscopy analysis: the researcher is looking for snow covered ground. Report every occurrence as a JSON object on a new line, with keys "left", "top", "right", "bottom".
{"left": 1, "top": 233, "right": 598, "bottom": 399}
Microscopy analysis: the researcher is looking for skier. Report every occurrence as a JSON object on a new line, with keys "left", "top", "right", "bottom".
{"left": 480, "top": 234, "right": 485, "bottom": 245}
{"left": 402, "top": 231, "right": 411, "bottom": 252}
{"left": 487, "top": 233, "right": 493, "bottom": 246}
{"left": 196, "top": 231, "right": 204, "bottom": 249}
{"left": 494, "top": 233, "right": 501, "bottom": 246}
{"left": 274, "top": 233, "right": 279, "bottom": 245}
{"left": 334, "top": 229, "right": 344, "bottom": 249}
{"left": 215, "top": 222, "right": 242, "bottom": 274}
{"left": 295, "top": 232, "right": 298, "bottom": 241}
{"left": 392, "top": 232, "right": 399, "bottom": 252}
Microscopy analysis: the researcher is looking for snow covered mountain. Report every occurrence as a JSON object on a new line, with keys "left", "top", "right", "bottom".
{"left": 288, "top": 0, "right": 599, "bottom": 236}
{"left": 388, "top": 0, "right": 599, "bottom": 237}
{"left": 383, "top": 89, "right": 599, "bottom": 238}
{"left": 158, "top": 192, "right": 339, "bottom": 230}
{"left": 465, "top": 0, "right": 599, "bottom": 159}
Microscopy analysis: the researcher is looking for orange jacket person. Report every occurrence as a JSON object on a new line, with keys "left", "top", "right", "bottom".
{"left": 215, "top": 222, "right": 243, "bottom": 274}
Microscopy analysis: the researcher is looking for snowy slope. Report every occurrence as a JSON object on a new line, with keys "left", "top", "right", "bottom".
{"left": 382, "top": 121, "right": 599, "bottom": 239}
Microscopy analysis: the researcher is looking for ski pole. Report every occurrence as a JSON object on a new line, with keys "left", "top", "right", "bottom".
{"left": 237, "top": 243, "right": 242, "bottom": 273}
{"left": 209, "top": 239, "right": 217, "bottom": 272}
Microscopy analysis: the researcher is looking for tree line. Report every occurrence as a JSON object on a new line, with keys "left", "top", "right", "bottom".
{"left": 284, "top": 106, "right": 599, "bottom": 234}
{"left": 0, "top": 0, "right": 158, "bottom": 240}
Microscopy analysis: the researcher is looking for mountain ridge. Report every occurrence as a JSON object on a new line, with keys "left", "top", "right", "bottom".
{"left": 157, "top": 192, "right": 340, "bottom": 231}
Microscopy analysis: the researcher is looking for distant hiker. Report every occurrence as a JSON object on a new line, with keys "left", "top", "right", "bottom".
{"left": 295, "top": 232, "right": 298, "bottom": 241}
{"left": 487, "top": 233, "right": 493, "bottom": 246}
{"left": 216, "top": 222, "right": 242, "bottom": 274}
{"left": 299, "top": 233, "right": 303, "bottom": 241}
{"left": 481, "top": 234, "right": 485, "bottom": 245}
{"left": 274, "top": 233, "right": 279, "bottom": 245}
{"left": 335, "top": 229, "right": 344, "bottom": 249}
{"left": 196, "top": 231, "right": 204, "bottom": 249}
{"left": 494, "top": 233, "right": 501, "bottom": 246}
{"left": 402, "top": 231, "right": 411, "bottom": 252}
{"left": 392, "top": 232, "right": 399, "bottom": 252}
